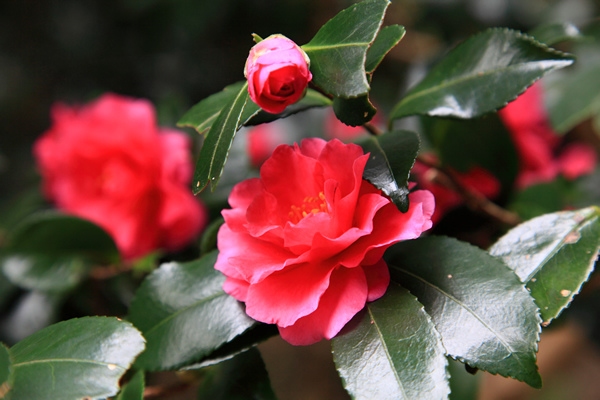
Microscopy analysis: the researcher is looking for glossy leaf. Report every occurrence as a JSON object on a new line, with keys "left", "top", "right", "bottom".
{"left": 177, "top": 81, "right": 246, "bottom": 134}
{"left": 7, "top": 317, "right": 145, "bottom": 400}
{"left": 332, "top": 283, "right": 450, "bottom": 400}
{"left": 116, "top": 370, "right": 144, "bottom": 400}
{"left": 529, "top": 22, "right": 582, "bottom": 46}
{"left": 193, "top": 82, "right": 249, "bottom": 193}
{"left": 180, "top": 323, "right": 278, "bottom": 370}
{"left": 365, "top": 24, "right": 406, "bottom": 74}
{"left": 302, "top": 0, "right": 390, "bottom": 98}
{"left": 389, "top": 28, "right": 574, "bottom": 122}
{"left": 0, "top": 343, "right": 12, "bottom": 399}
{"left": 128, "top": 251, "right": 257, "bottom": 371}
{"left": 489, "top": 207, "right": 600, "bottom": 323}
{"left": 196, "top": 348, "right": 276, "bottom": 400}
{"left": 548, "top": 64, "right": 600, "bottom": 134}
{"left": 1, "top": 212, "right": 119, "bottom": 292}
{"left": 333, "top": 95, "right": 377, "bottom": 127}
{"left": 386, "top": 236, "right": 542, "bottom": 388}
{"left": 357, "top": 130, "right": 420, "bottom": 213}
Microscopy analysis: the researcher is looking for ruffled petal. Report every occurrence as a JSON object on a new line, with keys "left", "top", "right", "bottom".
{"left": 223, "top": 277, "right": 250, "bottom": 302}
{"left": 278, "top": 265, "right": 368, "bottom": 345}
{"left": 215, "top": 223, "right": 295, "bottom": 283}
{"left": 245, "top": 259, "right": 338, "bottom": 327}
{"left": 363, "top": 258, "right": 390, "bottom": 302}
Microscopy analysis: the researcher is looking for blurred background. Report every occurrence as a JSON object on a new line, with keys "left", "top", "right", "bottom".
{"left": 1, "top": 0, "right": 600, "bottom": 399}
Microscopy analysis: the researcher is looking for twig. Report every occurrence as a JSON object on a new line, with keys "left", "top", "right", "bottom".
{"left": 308, "top": 83, "right": 334, "bottom": 100}
{"left": 143, "top": 381, "right": 195, "bottom": 398}
{"left": 363, "top": 121, "right": 383, "bottom": 136}
{"left": 89, "top": 264, "right": 135, "bottom": 280}
{"left": 417, "top": 155, "right": 521, "bottom": 227}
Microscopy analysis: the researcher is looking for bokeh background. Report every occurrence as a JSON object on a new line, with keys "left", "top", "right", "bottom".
{"left": 1, "top": 0, "right": 600, "bottom": 399}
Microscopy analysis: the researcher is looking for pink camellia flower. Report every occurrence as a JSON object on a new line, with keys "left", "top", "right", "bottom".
{"left": 34, "top": 94, "right": 207, "bottom": 260}
{"left": 245, "top": 34, "right": 312, "bottom": 114}
{"left": 499, "top": 82, "right": 597, "bottom": 188}
{"left": 215, "top": 138, "right": 435, "bottom": 345}
{"left": 411, "top": 154, "right": 501, "bottom": 224}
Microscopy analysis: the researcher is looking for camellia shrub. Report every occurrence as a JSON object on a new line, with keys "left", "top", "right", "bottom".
{"left": 1, "top": 0, "right": 599, "bottom": 399}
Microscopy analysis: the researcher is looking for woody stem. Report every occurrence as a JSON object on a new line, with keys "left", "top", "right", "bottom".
{"left": 416, "top": 155, "right": 521, "bottom": 227}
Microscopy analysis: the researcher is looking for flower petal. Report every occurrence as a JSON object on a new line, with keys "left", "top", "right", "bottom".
{"left": 278, "top": 265, "right": 368, "bottom": 345}
{"left": 245, "top": 259, "right": 338, "bottom": 327}
{"left": 363, "top": 258, "right": 390, "bottom": 302}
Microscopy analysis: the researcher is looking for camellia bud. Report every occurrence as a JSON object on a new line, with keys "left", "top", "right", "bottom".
{"left": 244, "top": 34, "right": 312, "bottom": 114}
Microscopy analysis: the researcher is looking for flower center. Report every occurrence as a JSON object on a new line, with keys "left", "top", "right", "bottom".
{"left": 288, "top": 192, "right": 327, "bottom": 224}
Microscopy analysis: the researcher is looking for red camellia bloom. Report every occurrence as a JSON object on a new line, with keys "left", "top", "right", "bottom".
{"left": 245, "top": 35, "right": 312, "bottom": 114}
{"left": 215, "top": 138, "right": 435, "bottom": 345}
{"left": 499, "top": 82, "right": 597, "bottom": 188}
{"left": 34, "top": 94, "right": 207, "bottom": 260}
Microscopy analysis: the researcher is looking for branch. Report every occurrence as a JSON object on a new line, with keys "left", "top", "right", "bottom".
{"left": 417, "top": 155, "right": 521, "bottom": 227}
{"left": 363, "top": 121, "right": 382, "bottom": 136}
{"left": 89, "top": 264, "right": 134, "bottom": 280}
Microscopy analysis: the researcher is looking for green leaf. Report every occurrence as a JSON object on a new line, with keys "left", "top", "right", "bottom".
{"left": 196, "top": 348, "right": 277, "bottom": 400}
{"left": 332, "top": 283, "right": 450, "bottom": 400}
{"left": 0, "top": 343, "right": 12, "bottom": 399}
{"left": 302, "top": 0, "right": 390, "bottom": 98}
{"left": 128, "top": 251, "right": 257, "bottom": 371}
{"left": 180, "top": 323, "right": 278, "bottom": 370}
{"left": 177, "top": 81, "right": 247, "bottom": 134}
{"left": 333, "top": 95, "right": 377, "bottom": 127}
{"left": 389, "top": 28, "right": 574, "bottom": 122}
{"left": 2, "top": 212, "right": 119, "bottom": 292}
{"left": 529, "top": 22, "right": 583, "bottom": 46}
{"left": 365, "top": 24, "right": 406, "bottom": 74}
{"left": 7, "top": 317, "right": 145, "bottom": 400}
{"left": 116, "top": 370, "right": 144, "bottom": 400}
{"left": 548, "top": 64, "right": 600, "bottom": 134}
{"left": 489, "top": 207, "right": 600, "bottom": 323}
{"left": 193, "top": 82, "right": 249, "bottom": 194}
{"left": 386, "top": 236, "right": 542, "bottom": 388}
{"left": 357, "top": 130, "right": 420, "bottom": 213}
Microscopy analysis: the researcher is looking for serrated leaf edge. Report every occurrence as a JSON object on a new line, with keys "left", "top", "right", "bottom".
{"left": 390, "top": 236, "right": 542, "bottom": 388}
{"left": 390, "top": 27, "right": 575, "bottom": 122}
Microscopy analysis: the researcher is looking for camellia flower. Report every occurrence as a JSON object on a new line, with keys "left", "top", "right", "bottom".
{"left": 499, "top": 82, "right": 597, "bottom": 188}
{"left": 34, "top": 94, "right": 207, "bottom": 260}
{"left": 215, "top": 138, "right": 435, "bottom": 345}
{"left": 245, "top": 34, "right": 312, "bottom": 114}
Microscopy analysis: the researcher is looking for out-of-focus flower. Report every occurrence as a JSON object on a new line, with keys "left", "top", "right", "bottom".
{"left": 323, "top": 109, "right": 384, "bottom": 143}
{"left": 215, "top": 138, "right": 434, "bottom": 345}
{"left": 246, "top": 123, "right": 288, "bottom": 168}
{"left": 412, "top": 155, "right": 501, "bottom": 224}
{"left": 499, "top": 82, "right": 597, "bottom": 188}
{"left": 34, "top": 94, "right": 207, "bottom": 260}
{"left": 245, "top": 35, "right": 312, "bottom": 114}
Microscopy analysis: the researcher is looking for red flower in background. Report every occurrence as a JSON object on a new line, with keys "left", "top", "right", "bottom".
{"left": 245, "top": 35, "right": 312, "bottom": 114}
{"left": 215, "top": 138, "right": 434, "bottom": 345}
{"left": 412, "top": 155, "right": 501, "bottom": 224}
{"left": 34, "top": 94, "right": 207, "bottom": 260}
{"left": 499, "top": 82, "right": 597, "bottom": 188}
{"left": 246, "top": 123, "right": 288, "bottom": 168}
